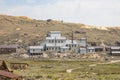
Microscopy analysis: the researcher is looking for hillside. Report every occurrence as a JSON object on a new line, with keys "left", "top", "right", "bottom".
{"left": 0, "top": 14, "right": 120, "bottom": 46}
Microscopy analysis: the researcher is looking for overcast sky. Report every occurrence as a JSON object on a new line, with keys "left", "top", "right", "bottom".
{"left": 0, "top": 0, "right": 120, "bottom": 26}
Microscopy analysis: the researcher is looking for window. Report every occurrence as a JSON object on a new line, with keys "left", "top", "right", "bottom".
{"left": 66, "top": 44, "right": 68, "bottom": 46}
{"left": 72, "top": 44, "right": 73, "bottom": 47}
{"left": 74, "top": 44, "right": 76, "bottom": 47}
{"left": 61, "top": 40, "right": 63, "bottom": 43}
{"left": 51, "top": 40, "right": 54, "bottom": 43}
{"left": 52, "top": 47, "right": 54, "bottom": 50}
{"left": 56, "top": 47, "right": 57, "bottom": 50}
{"left": 48, "top": 47, "right": 50, "bottom": 50}
{"left": 58, "top": 40, "right": 60, "bottom": 43}
{"left": 55, "top": 40, "right": 58, "bottom": 43}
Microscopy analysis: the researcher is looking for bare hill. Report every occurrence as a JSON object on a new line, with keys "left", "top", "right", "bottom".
{"left": 0, "top": 14, "right": 120, "bottom": 46}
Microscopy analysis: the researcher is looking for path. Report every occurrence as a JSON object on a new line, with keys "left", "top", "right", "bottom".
{"left": 66, "top": 60, "right": 120, "bottom": 73}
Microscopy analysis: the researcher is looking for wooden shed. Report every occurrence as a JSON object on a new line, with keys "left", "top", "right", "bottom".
{"left": 0, "top": 45, "right": 18, "bottom": 54}
{"left": 93, "top": 46, "right": 103, "bottom": 52}
{"left": 0, "top": 70, "right": 22, "bottom": 80}
{"left": 0, "top": 61, "right": 13, "bottom": 72}
{"left": 10, "top": 63, "right": 29, "bottom": 70}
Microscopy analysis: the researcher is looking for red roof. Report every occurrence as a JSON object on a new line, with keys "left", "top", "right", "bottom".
{"left": 0, "top": 70, "right": 21, "bottom": 79}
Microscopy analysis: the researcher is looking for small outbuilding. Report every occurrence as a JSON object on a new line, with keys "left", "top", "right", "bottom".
{"left": 0, "top": 61, "right": 13, "bottom": 72}
{"left": 87, "top": 46, "right": 95, "bottom": 53}
{"left": 10, "top": 63, "right": 29, "bottom": 70}
{"left": 110, "top": 46, "right": 120, "bottom": 56}
{"left": 60, "top": 47, "right": 69, "bottom": 53}
{"left": 0, "top": 45, "right": 18, "bottom": 54}
{"left": 93, "top": 46, "right": 103, "bottom": 52}
{"left": 28, "top": 46, "right": 43, "bottom": 55}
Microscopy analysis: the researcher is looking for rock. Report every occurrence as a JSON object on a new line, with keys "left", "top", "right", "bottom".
{"left": 18, "top": 39, "right": 23, "bottom": 43}
{"left": 43, "top": 53, "right": 49, "bottom": 58}
{"left": 16, "top": 28, "right": 21, "bottom": 31}
{"left": 66, "top": 69, "right": 72, "bottom": 73}
{"left": 21, "top": 54, "right": 29, "bottom": 58}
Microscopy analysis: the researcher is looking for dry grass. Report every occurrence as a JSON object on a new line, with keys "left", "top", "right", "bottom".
{"left": 2, "top": 57, "right": 119, "bottom": 80}
{"left": 0, "top": 15, "right": 120, "bottom": 46}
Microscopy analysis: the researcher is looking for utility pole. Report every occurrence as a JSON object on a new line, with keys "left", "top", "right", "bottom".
{"left": 55, "top": 37, "right": 56, "bottom": 51}
{"left": 72, "top": 31, "right": 74, "bottom": 44}
{"left": 85, "top": 33, "right": 87, "bottom": 53}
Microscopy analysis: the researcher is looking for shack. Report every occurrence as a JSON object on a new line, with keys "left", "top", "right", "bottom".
{"left": 87, "top": 46, "right": 95, "bottom": 53}
{"left": 28, "top": 46, "right": 43, "bottom": 55}
{"left": 0, "top": 70, "right": 22, "bottom": 80}
{"left": 0, "top": 45, "right": 18, "bottom": 54}
{"left": 0, "top": 61, "right": 13, "bottom": 72}
{"left": 10, "top": 63, "right": 29, "bottom": 70}
{"left": 93, "top": 46, "right": 103, "bottom": 52}
{"left": 110, "top": 46, "right": 120, "bottom": 56}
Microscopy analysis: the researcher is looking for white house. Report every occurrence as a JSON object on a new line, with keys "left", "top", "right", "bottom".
{"left": 87, "top": 46, "right": 95, "bottom": 53}
{"left": 28, "top": 46, "right": 43, "bottom": 55}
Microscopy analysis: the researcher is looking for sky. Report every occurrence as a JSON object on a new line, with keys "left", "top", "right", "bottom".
{"left": 0, "top": 0, "right": 120, "bottom": 27}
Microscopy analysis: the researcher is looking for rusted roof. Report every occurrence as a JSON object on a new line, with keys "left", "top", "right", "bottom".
{"left": 0, "top": 70, "right": 21, "bottom": 79}
{"left": 0, "top": 45, "right": 18, "bottom": 48}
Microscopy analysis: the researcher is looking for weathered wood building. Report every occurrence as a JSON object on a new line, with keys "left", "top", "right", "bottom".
{"left": 10, "top": 63, "right": 29, "bottom": 70}
{"left": 0, "top": 61, "right": 13, "bottom": 72}
{"left": 0, "top": 45, "right": 18, "bottom": 54}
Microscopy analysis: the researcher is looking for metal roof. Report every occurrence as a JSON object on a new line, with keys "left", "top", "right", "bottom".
{"left": 111, "top": 46, "right": 120, "bottom": 49}
{"left": 60, "top": 47, "right": 69, "bottom": 49}
{"left": 111, "top": 51, "right": 120, "bottom": 53}
{"left": 65, "top": 40, "right": 78, "bottom": 44}
{"left": 46, "top": 43, "right": 65, "bottom": 47}
{"left": 87, "top": 46, "right": 95, "bottom": 49}
{"left": 49, "top": 31, "right": 61, "bottom": 34}
{"left": 46, "top": 37, "right": 66, "bottom": 40}
{"left": 92, "top": 46, "right": 103, "bottom": 48}
{"left": 29, "top": 46, "right": 43, "bottom": 49}
{"left": 0, "top": 70, "right": 21, "bottom": 79}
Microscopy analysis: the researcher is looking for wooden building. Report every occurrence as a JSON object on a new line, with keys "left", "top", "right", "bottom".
{"left": 0, "top": 45, "right": 18, "bottom": 54}
{"left": 0, "top": 61, "right": 13, "bottom": 72}
{"left": 93, "top": 46, "right": 103, "bottom": 52}
{"left": 10, "top": 63, "right": 29, "bottom": 70}
{"left": 0, "top": 70, "right": 22, "bottom": 80}
{"left": 110, "top": 47, "right": 120, "bottom": 56}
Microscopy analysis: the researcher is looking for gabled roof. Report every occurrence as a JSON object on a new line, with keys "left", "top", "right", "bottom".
{"left": 29, "top": 46, "right": 43, "bottom": 49}
{"left": 0, "top": 61, "right": 12, "bottom": 72}
{"left": 0, "top": 70, "right": 21, "bottom": 79}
